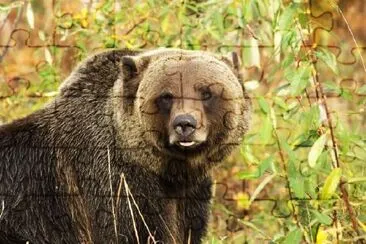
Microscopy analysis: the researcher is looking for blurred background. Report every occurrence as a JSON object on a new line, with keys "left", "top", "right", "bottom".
{"left": 0, "top": 0, "right": 365, "bottom": 243}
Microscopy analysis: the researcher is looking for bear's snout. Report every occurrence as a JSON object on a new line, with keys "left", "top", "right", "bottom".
{"left": 173, "top": 114, "right": 197, "bottom": 137}
{"left": 168, "top": 110, "right": 207, "bottom": 149}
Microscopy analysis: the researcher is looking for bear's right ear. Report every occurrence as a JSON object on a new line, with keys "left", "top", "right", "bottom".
{"left": 121, "top": 55, "right": 149, "bottom": 97}
{"left": 121, "top": 56, "right": 149, "bottom": 80}
{"left": 121, "top": 55, "right": 149, "bottom": 113}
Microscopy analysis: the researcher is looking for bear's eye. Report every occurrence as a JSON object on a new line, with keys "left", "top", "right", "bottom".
{"left": 200, "top": 88, "right": 212, "bottom": 101}
{"left": 156, "top": 92, "right": 174, "bottom": 112}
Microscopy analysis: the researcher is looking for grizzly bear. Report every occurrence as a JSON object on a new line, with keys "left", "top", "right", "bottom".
{"left": 0, "top": 48, "right": 250, "bottom": 244}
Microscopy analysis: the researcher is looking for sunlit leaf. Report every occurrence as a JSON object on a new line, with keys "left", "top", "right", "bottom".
{"left": 44, "top": 48, "right": 53, "bottom": 65}
{"left": 244, "top": 80, "right": 259, "bottom": 91}
{"left": 347, "top": 177, "right": 366, "bottom": 184}
{"left": 249, "top": 174, "right": 276, "bottom": 204}
{"left": 273, "top": 97, "right": 288, "bottom": 110}
{"left": 242, "top": 37, "right": 261, "bottom": 68}
{"left": 26, "top": 1, "right": 34, "bottom": 29}
{"left": 308, "top": 134, "right": 327, "bottom": 168}
{"left": 316, "top": 227, "right": 328, "bottom": 244}
{"left": 278, "top": 5, "right": 296, "bottom": 30}
{"left": 357, "top": 219, "right": 366, "bottom": 232}
{"left": 320, "top": 168, "right": 342, "bottom": 200}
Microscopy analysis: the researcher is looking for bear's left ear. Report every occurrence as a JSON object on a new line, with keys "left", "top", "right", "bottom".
{"left": 221, "top": 52, "right": 240, "bottom": 75}
{"left": 221, "top": 52, "right": 244, "bottom": 87}
{"left": 121, "top": 55, "right": 149, "bottom": 111}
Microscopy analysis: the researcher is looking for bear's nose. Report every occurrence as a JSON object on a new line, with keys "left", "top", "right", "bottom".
{"left": 173, "top": 114, "right": 197, "bottom": 137}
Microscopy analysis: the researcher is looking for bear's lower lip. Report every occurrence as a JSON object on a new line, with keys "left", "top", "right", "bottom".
{"left": 178, "top": 141, "right": 195, "bottom": 147}
{"left": 164, "top": 140, "right": 207, "bottom": 156}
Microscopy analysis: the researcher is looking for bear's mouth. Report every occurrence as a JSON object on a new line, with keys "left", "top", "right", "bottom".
{"left": 173, "top": 139, "right": 206, "bottom": 150}
{"left": 163, "top": 140, "right": 207, "bottom": 156}
{"left": 176, "top": 141, "right": 196, "bottom": 148}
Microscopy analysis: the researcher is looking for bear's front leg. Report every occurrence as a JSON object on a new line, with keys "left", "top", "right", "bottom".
{"left": 178, "top": 177, "right": 213, "bottom": 244}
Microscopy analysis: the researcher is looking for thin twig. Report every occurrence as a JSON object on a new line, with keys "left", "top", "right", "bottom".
{"left": 107, "top": 147, "right": 119, "bottom": 243}
{"left": 123, "top": 173, "right": 141, "bottom": 244}
{"left": 337, "top": 7, "right": 366, "bottom": 73}
{"left": 158, "top": 213, "right": 177, "bottom": 244}
{"left": 123, "top": 18, "right": 147, "bottom": 36}
{"left": 122, "top": 173, "right": 157, "bottom": 244}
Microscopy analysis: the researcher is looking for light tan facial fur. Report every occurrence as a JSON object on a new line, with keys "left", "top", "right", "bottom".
{"left": 115, "top": 48, "right": 250, "bottom": 168}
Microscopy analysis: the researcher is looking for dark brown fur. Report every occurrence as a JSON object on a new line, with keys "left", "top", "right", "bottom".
{"left": 0, "top": 49, "right": 250, "bottom": 244}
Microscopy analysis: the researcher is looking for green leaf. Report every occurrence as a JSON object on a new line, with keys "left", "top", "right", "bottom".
{"left": 273, "top": 97, "right": 288, "bottom": 110}
{"left": 284, "top": 138, "right": 305, "bottom": 198}
{"left": 278, "top": 5, "right": 296, "bottom": 30}
{"left": 258, "top": 96, "right": 270, "bottom": 114}
{"left": 288, "top": 159, "right": 305, "bottom": 198}
{"left": 238, "top": 156, "right": 274, "bottom": 179}
{"left": 324, "top": 81, "right": 341, "bottom": 95}
{"left": 260, "top": 114, "right": 273, "bottom": 144}
{"left": 298, "top": 13, "right": 309, "bottom": 28}
{"left": 310, "top": 210, "right": 332, "bottom": 225}
{"left": 308, "top": 134, "right": 327, "bottom": 168}
{"left": 347, "top": 177, "right": 366, "bottom": 184}
{"left": 320, "top": 168, "right": 342, "bottom": 200}
{"left": 281, "top": 53, "right": 295, "bottom": 68}
{"left": 315, "top": 48, "right": 339, "bottom": 75}
{"left": 357, "top": 85, "right": 366, "bottom": 94}
{"left": 0, "top": 1, "right": 23, "bottom": 12}
{"left": 240, "top": 145, "right": 259, "bottom": 164}
{"left": 288, "top": 64, "right": 312, "bottom": 95}
{"left": 283, "top": 227, "right": 302, "bottom": 244}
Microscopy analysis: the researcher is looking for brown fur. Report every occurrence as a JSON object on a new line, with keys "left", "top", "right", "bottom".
{"left": 0, "top": 48, "right": 250, "bottom": 244}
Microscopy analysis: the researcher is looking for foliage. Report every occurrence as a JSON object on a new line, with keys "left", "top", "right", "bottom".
{"left": 0, "top": 0, "right": 365, "bottom": 243}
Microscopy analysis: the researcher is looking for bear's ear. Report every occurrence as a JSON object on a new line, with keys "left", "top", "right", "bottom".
{"left": 121, "top": 55, "right": 149, "bottom": 112}
{"left": 221, "top": 52, "right": 240, "bottom": 74}
{"left": 221, "top": 52, "right": 244, "bottom": 87}
{"left": 121, "top": 56, "right": 149, "bottom": 81}
{"left": 121, "top": 55, "right": 149, "bottom": 95}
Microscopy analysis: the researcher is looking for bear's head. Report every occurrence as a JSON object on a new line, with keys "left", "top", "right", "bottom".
{"left": 118, "top": 48, "right": 250, "bottom": 164}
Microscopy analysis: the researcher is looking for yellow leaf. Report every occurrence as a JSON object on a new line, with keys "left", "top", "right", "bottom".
{"left": 81, "top": 8, "right": 88, "bottom": 18}
{"left": 234, "top": 192, "right": 250, "bottom": 210}
{"left": 81, "top": 19, "right": 88, "bottom": 28}
{"left": 161, "top": 14, "right": 174, "bottom": 34}
{"left": 357, "top": 219, "right": 366, "bottom": 232}
{"left": 320, "top": 168, "right": 342, "bottom": 200}
{"left": 316, "top": 226, "right": 328, "bottom": 244}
